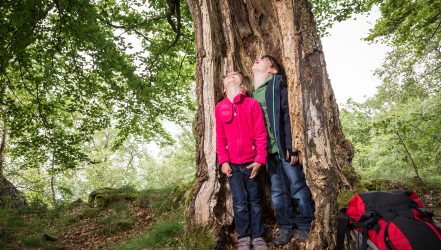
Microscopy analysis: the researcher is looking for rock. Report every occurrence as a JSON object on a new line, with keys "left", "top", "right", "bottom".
{"left": 43, "top": 233, "right": 58, "bottom": 241}
{"left": 88, "top": 187, "right": 136, "bottom": 208}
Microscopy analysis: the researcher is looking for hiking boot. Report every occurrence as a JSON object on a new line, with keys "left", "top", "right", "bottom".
{"left": 273, "top": 227, "right": 294, "bottom": 246}
{"left": 237, "top": 236, "right": 251, "bottom": 250}
{"left": 252, "top": 237, "right": 268, "bottom": 250}
{"left": 294, "top": 229, "right": 310, "bottom": 242}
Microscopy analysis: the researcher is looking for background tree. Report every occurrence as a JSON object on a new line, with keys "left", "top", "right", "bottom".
{"left": 186, "top": 0, "right": 355, "bottom": 248}
{"left": 335, "top": 0, "right": 441, "bottom": 184}
{"left": 0, "top": 0, "right": 195, "bottom": 206}
{"left": 340, "top": 70, "right": 441, "bottom": 184}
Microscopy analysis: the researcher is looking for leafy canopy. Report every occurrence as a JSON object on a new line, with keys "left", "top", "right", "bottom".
{"left": 0, "top": 0, "right": 195, "bottom": 171}
{"left": 314, "top": 0, "right": 441, "bottom": 183}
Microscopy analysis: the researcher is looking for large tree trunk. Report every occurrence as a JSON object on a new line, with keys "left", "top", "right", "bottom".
{"left": 0, "top": 126, "right": 27, "bottom": 208}
{"left": 186, "top": 0, "right": 356, "bottom": 248}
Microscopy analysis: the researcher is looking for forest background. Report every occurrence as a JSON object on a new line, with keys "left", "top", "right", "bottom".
{"left": 0, "top": 0, "right": 440, "bottom": 249}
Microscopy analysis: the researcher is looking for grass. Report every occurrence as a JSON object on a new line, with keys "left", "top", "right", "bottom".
{"left": 0, "top": 182, "right": 214, "bottom": 250}
{"left": 338, "top": 176, "right": 441, "bottom": 207}
{"left": 22, "top": 236, "right": 44, "bottom": 247}
{"left": 0, "top": 205, "right": 63, "bottom": 250}
{"left": 115, "top": 185, "right": 186, "bottom": 250}
{"left": 115, "top": 182, "right": 214, "bottom": 250}
{"left": 115, "top": 213, "right": 183, "bottom": 250}
{"left": 98, "top": 212, "right": 135, "bottom": 234}
{"left": 181, "top": 225, "right": 214, "bottom": 250}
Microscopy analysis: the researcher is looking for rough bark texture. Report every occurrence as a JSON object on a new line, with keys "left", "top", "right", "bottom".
{"left": 186, "top": 0, "right": 356, "bottom": 249}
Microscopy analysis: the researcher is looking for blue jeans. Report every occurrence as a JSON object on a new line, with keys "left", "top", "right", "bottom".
{"left": 229, "top": 163, "right": 264, "bottom": 239}
{"left": 267, "top": 154, "right": 314, "bottom": 230}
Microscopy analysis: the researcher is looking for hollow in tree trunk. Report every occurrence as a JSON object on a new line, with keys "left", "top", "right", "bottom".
{"left": 186, "top": 0, "right": 356, "bottom": 249}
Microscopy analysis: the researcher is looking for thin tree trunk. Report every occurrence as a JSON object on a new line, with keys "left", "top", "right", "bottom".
{"left": 0, "top": 126, "right": 6, "bottom": 176}
{"left": 50, "top": 169, "right": 57, "bottom": 206}
{"left": 186, "top": 0, "right": 356, "bottom": 248}
{"left": 395, "top": 132, "right": 423, "bottom": 183}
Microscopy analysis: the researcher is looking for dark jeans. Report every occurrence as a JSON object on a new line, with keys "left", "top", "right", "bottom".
{"left": 266, "top": 154, "right": 314, "bottom": 230}
{"left": 229, "top": 163, "right": 264, "bottom": 239}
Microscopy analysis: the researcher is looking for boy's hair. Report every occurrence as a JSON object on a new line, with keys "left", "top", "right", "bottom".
{"left": 261, "top": 54, "right": 287, "bottom": 84}
{"left": 261, "top": 55, "right": 280, "bottom": 74}
{"left": 221, "top": 71, "right": 252, "bottom": 96}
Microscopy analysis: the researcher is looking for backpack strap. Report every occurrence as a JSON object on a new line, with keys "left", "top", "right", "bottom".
{"left": 384, "top": 221, "right": 395, "bottom": 250}
{"left": 336, "top": 209, "right": 350, "bottom": 250}
{"left": 353, "top": 212, "right": 382, "bottom": 250}
{"left": 415, "top": 207, "right": 434, "bottom": 220}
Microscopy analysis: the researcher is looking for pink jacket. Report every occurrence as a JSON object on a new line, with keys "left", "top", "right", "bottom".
{"left": 215, "top": 93, "right": 267, "bottom": 165}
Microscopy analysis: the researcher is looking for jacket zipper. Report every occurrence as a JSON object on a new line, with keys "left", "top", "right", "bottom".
{"left": 233, "top": 104, "right": 241, "bottom": 163}
{"left": 272, "top": 77, "right": 281, "bottom": 159}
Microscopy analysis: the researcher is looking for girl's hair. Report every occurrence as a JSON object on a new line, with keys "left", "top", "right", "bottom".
{"left": 221, "top": 71, "right": 252, "bottom": 96}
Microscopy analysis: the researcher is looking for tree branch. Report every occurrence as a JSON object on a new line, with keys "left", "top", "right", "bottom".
{"left": 165, "top": 0, "right": 182, "bottom": 49}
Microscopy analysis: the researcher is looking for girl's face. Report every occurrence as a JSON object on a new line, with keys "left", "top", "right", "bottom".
{"left": 222, "top": 72, "right": 243, "bottom": 90}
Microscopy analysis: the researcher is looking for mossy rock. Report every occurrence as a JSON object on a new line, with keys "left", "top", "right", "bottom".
{"left": 88, "top": 187, "right": 136, "bottom": 208}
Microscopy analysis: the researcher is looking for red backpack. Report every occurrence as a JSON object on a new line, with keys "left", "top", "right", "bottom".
{"left": 336, "top": 190, "right": 441, "bottom": 250}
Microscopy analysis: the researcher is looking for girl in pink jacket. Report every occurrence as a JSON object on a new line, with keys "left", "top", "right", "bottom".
{"left": 215, "top": 71, "right": 268, "bottom": 250}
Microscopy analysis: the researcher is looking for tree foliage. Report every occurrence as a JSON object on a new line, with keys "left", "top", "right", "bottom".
{"left": 315, "top": 0, "right": 441, "bottom": 183}
{"left": 1, "top": 0, "right": 439, "bottom": 205}
{"left": 341, "top": 87, "right": 441, "bottom": 183}
{"left": 312, "top": 0, "right": 440, "bottom": 83}
{"left": 0, "top": 0, "right": 195, "bottom": 173}
{"left": 311, "top": 0, "right": 374, "bottom": 35}
{"left": 6, "top": 124, "right": 196, "bottom": 204}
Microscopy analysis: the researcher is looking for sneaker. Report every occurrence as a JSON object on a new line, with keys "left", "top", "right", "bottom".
{"left": 294, "top": 229, "right": 310, "bottom": 242}
{"left": 237, "top": 236, "right": 251, "bottom": 250}
{"left": 273, "top": 227, "right": 294, "bottom": 246}
{"left": 252, "top": 237, "right": 268, "bottom": 250}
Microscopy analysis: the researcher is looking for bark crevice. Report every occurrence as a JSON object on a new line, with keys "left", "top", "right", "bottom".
{"left": 187, "top": 0, "right": 357, "bottom": 248}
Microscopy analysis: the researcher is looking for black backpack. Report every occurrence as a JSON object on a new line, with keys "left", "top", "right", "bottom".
{"left": 336, "top": 190, "right": 441, "bottom": 250}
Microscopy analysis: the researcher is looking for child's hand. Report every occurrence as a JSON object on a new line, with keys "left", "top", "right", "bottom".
{"left": 247, "top": 162, "right": 263, "bottom": 179}
{"left": 286, "top": 149, "right": 299, "bottom": 166}
{"left": 221, "top": 163, "right": 232, "bottom": 177}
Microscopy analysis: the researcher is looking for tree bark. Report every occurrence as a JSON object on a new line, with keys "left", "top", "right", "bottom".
{"left": 0, "top": 125, "right": 27, "bottom": 208}
{"left": 0, "top": 126, "right": 6, "bottom": 176}
{"left": 186, "top": 0, "right": 356, "bottom": 248}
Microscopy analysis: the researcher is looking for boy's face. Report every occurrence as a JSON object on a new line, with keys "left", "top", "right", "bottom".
{"left": 252, "top": 56, "right": 277, "bottom": 75}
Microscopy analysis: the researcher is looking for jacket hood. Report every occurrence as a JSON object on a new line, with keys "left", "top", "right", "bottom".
{"left": 231, "top": 92, "right": 246, "bottom": 104}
